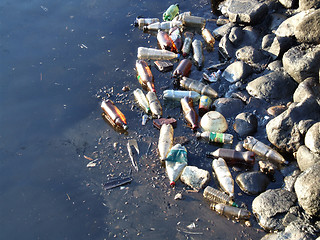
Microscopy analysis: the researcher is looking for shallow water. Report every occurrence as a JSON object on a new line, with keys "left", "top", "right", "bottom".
{"left": 0, "top": 0, "right": 269, "bottom": 239}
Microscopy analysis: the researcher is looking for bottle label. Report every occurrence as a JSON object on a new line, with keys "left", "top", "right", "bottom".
{"left": 209, "top": 132, "right": 224, "bottom": 143}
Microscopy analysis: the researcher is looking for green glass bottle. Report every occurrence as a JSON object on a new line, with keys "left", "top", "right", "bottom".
{"left": 163, "top": 4, "right": 179, "bottom": 21}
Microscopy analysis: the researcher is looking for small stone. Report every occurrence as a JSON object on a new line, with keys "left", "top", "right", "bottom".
{"left": 295, "top": 145, "right": 320, "bottom": 172}
{"left": 222, "top": 61, "right": 252, "bottom": 83}
{"left": 236, "top": 171, "right": 270, "bottom": 195}
{"left": 174, "top": 193, "right": 183, "bottom": 200}
{"left": 180, "top": 166, "right": 210, "bottom": 191}
{"left": 293, "top": 77, "right": 320, "bottom": 103}
{"left": 233, "top": 112, "right": 258, "bottom": 137}
{"left": 213, "top": 98, "right": 245, "bottom": 118}
{"left": 122, "top": 85, "right": 130, "bottom": 92}
{"left": 267, "top": 105, "right": 287, "bottom": 117}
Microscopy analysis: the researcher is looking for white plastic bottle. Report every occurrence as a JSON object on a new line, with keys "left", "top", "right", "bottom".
{"left": 163, "top": 90, "right": 200, "bottom": 101}
{"left": 137, "top": 47, "right": 179, "bottom": 60}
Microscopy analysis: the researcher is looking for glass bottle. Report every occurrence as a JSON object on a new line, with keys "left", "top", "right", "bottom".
{"left": 180, "top": 77, "right": 218, "bottom": 99}
{"left": 206, "top": 148, "right": 255, "bottom": 166}
{"left": 181, "top": 32, "right": 194, "bottom": 57}
{"left": 157, "top": 30, "right": 174, "bottom": 52}
{"left": 182, "top": 15, "right": 206, "bottom": 29}
{"left": 136, "top": 60, "right": 155, "bottom": 92}
{"left": 196, "top": 131, "right": 233, "bottom": 144}
{"left": 169, "top": 27, "right": 182, "bottom": 52}
{"left": 172, "top": 58, "right": 192, "bottom": 79}
{"left": 133, "top": 88, "right": 151, "bottom": 114}
{"left": 163, "top": 89, "right": 200, "bottom": 101}
{"left": 210, "top": 203, "right": 251, "bottom": 220}
{"left": 181, "top": 96, "right": 198, "bottom": 131}
{"left": 137, "top": 47, "right": 179, "bottom": 60}
{"left": 146, "top": 91, "right": 162, "bottom": 118}
{"left": 101, "top": 100, "right": 128, "bottom": 130}
{"left": 198, "top": 95, "right": 212, "bottom": 116}
{"left": 202, "top": 28, "right": 215, "bottom": 49}
{"left": 203, "top": 186, "right": 238, "bottom": 207}
{"left": 192, "top": 39, "right": 204, "bottom": 70}
{"left": 134, "top": 17, "right": 159, "bottom": 28}
{"left": 143, "top": 20, "right": 183, "bottom": 32}
{"left": 163, "top": 4, "right": 179, "bottom": 21}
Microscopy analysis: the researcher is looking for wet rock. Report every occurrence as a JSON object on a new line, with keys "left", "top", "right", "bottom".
{"left": 222, "top": 61, "right": 252, "bottom": 83}
{"left": 283, "top": 44, "right": 320, "bottom": 83}
{"left": 299, "top": 0, "right": 320, "bottom": 11}
{"left": 213, "top": 97, "right": 245, "bottom": 118}
{"left": 266, "top": 98, "right": 320, "bottom": 153}
{"left": 252, "top": 188, "right": 297, "bottom": 231}
{"left": 228, "top": 26, "right": 243, "bottom": 45}
{"left": 293, "top": 77, "right": 320, "bottom": 103}
{"left": 233, "top": 112, "right": 258, "bottom": 137}
{"left": 246, "top": 71, "right": 297, "bottom": 102}
{"left": 279, "top": 0, "right": 298, "bottom": 8}
{"left": 294, "top": 161, "right": 320, "bottom": 216}
{"left": 236, "top": 46, "right": 268, "bottom": 67}
{"left": 180, "top": 166, "right": 210, "bottom": 191}
{"left": 236, "top": 171, "right": 270, "bottom": 195}
{"left": 227, "top": 0, "right": 268, "bottom": 25}
{"left": 200, "top": 111, "right": 228, "bottom": 133}
{"left": 218, "top": 34, "right": 236, "bottom": 60}
{"left": 212, "top": 22, "right": 235, "bottom": 40}
{"left": 295, "top": 9, "right": 320, "bottom": 44}
{"left": 296, "top": 145, "right": 320, "bottom": 171}
{"left": 305, "top": 122, "right": 320, "bottom": 154}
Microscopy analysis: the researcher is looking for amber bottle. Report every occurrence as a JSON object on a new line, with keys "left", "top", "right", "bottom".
{"left": 172, "top": 58, "right": 192, "bottom": 79}
{"left": 135, "top": 60, "right": 156, "bottom": 92}
{"left": 101, "top": 100, "right": 128, "bottom": 130}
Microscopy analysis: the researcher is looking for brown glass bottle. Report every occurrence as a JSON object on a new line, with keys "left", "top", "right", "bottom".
{"left": 157, "top": 30, "right": 174, "bottom": 52}
{"left": 172, "top": 58, "right": 192, "bottom": 79}
{"left": 206, "top": 148, "right": 255, "bottom": 166}
{"left": 101, "top": 100, "right": 128, "bottom": 130}
{"left": 136, "top": 60, "right": 155, "bottom": 92}
{"left": 181, "top": 96, "right": 198, "bottom": 131}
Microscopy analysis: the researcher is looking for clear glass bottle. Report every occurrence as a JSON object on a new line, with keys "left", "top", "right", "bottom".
{"left": 146, "top": 91, "right": 162, "bottom": 118}
{"left": 181, "top": 96, "right": 198, "bottom": 130}
{"left": 181, "top": 32, "right": 194, "bottom": 57}
{"left": 192, "top": 39, "right": 204, "bottom": 70}
{"left": 180, "top": 77, "right": 218, "bottom": 99}
{"left": 143, "top": 20, "right": 183, "bottom": 32}
{"left": 133, "top": 88, "right": 151, "bottom": 114}
{"left": 163, "top": 89, "right": 200, "bottom": 101}
{"left": 182, "top": 15, "right": 206, "bottom": 29}
{"left": 134, "top": 17, "right": 159, "bottom": 28}
{"left": 169, "top": 27, "right": 182, "bottom": 52}
{"left": 137, "top": 47, "right": 179, "bottom": 60}
{"left": 101, "top": 100, "right": 128, "bottom": 130}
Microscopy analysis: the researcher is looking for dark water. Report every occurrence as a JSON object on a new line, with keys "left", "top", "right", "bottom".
{"left": 0, "top": 0, "right": 268, "bottom": 239}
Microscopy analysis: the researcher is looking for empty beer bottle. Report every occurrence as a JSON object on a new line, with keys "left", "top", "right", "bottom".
{"left": 212, "top": 157, "right": 234, "bottom": 198}
{"left": 137, "top": 47, "right": 179, "bottom": 60}
{"left": 169, "top": 27, "right": 182, "bottom": 52}
{"left": 101, "top": 100, "right": 128, "bottom": 130}
{"left": 163, "top": 89, "right": 200, "bottom": 101}
{"left": 133, "top": 88, "right": 151, "bottom": 114}
{"left": 203, "top": 186, "right": 238, "bottom": 207}
{"left": 163, "top": 4, "right": 179, "bottom": 21}
{"left": 182, "top": 15, "right": 206, "bottom": 29}
{"left": 196, "top": 131, "right": 233, "bottom": 144}
{"left": 172, "top": 58, "right": 192, "bottom": 79}
{"left": 181, "top": 32, "right": 194, "bottom": 57}
{"left": 181, "top": 96, "right": 198, "bottom": 131}
{"left": 180, "top": 77, "right": 218, "bottom": 99}
{"left": 146, "top": 91, "right": 162, "bottom": 118}
{"left": 206, "top": 148, "right": 255, "bottom": 166}
{"left": 210, "top": 203, "right": 251, "bottom": 220}
{"left": 143, "top": 20, "right": 183, "bottom": 32}
{"left": 136, "top": 60, "right": 155, "bottom": 92}
{"left": 198, "top": 95, "right": 212, "bottom": 116}
{"left": 192, "top": 39, "right": 204, "bottom": 69}
{"left": 157, "top": 30, "right": 174, "bottom": 52}
{"left": 134, "top": 17, "right": 159, "bottom": 28}
{"left": 202, "top": 28, "right": 215, "bottom": 49}
{"left": 158, "top": 123, "right": 174, "bottom": 163}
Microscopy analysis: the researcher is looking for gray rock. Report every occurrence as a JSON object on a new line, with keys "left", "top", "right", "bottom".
{"left": 180, "top": 166, "right": 210, "bottom": 191}
{"left": 283, "top": 44, "right": 320, "bottom": 83}
{"left": 305, "top": 122, "right": 320, "bottom": 154}
{"left": 227, "top": 0, "right": 268, "bottom": 25}
{"left": 252, "top": 188, "right": 297, "bottom": 231}
{"left": 236, "top": 171, "right": 270, "bottom": 195}
{"left": 246, "top": 71, "right": 297, "bottom": 102}
{"left": 228, "top": 26, "right": 243, "bottom": 45}
{"left": 283, "top": 169, "right": 300, "bottom": 192}
{"left": 233, "top": 112, "right": 258, "bottom": 137}
{"left": 267, "top": 60, "right": 283, "bottom": 71}
{"left": 262, "top": 34, "right": 275, "bottom": 50}
{"left": 222, "top": 61, "right": 252, "bottom": 83}
{"left": 212, "top": 22, "right": 235, "bottom": 40}
{"left": 273, "top": 220, "right": 316, "bottom": 240}
{"left": 242, "top": 26, "right": 260, "bottom": 47}
{"left": 218, "top": 34, "right": 236, "bottom": 60}
{"left": 294, "top": 162, "right": 320, "bottom": 216}
{"left": 213, "top": 97, "right": 245, "bottom": 118}
{"left": 295, "top": 9, "right": 320, "bottom": 44}
{"left": 296, "top": 145, "right": 320, "bottom": 171}
{"left": 266, "top": 36, "right": 293, "bottom": 60}
{"left": 269, "top": 13, "right": 287, "bottom": 32}
{"left": 266, "top": 98, "right": 320, "bottom": 153}
{"left": 279, "top": 0, "right": 298, "bottom": 8}
{"left": 236, "top": 46, "right": 268, "bottom": 67}
{"left": 293, "top": 77, "right": 320, "bottom": 103}
{"left": 299, "top": 0, "right": 320, "bottom": 11}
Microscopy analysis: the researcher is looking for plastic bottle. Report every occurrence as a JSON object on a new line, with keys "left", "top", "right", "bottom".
{"left": 157, "top": 30, "right": 174, "bottom": 52}
{"left": 165, "top": 144, "right": 188, "bottom": 187}
{"left": 198, "top": 95, "right": 212, "bottom": 116}
{"left": 172, "top": 58, "right": 192, "bottom": 79}
{"left": 173, "top": 11, "right": 191, "bottom": 21}
{"left": 163, "top": 4, "right": 179, "bottom": 21}
{"left": 146, "top": 91, "right": 162, "bottom": 118}
{"left": 137, "top": 47, "right": 179, "bottom": 60}
{"left": 135, "top": 60, "right": 155, "bottom": 92}
{"left": 196, "top": 131, "right": 233, "bottom": 144}
{"left": 101, "top": 100, "right": 128, "bottom": 130}
{"left": 158, "top": 124, "right": 174, "bottom": 163}
{"left": 182, "top": 15, "right": 206, "bottom": 29}
{"left": 143, "top": 20, "right": 183, "bottom": 32}
{"left": 203, "top": 186, "right": 238, "bottom": 207}
{"left": 169, "top": 27, "right": 182, "bottom": 52}
{"left": 192, "top": 39, "right": 204, "bottom": 70}
{"left": 202, "top": 28, "right": 215, "bottom": 49}
{"left": 212, "top": 157, "right": 234, "bottom": 198}
{"left": 180, "top": 77, "right": 218, "bottom": 99}
{"left": 203, "top": 70, "right": 221, "bottom": 83}
{"left": 134, "top": 17, "right": 159, "bottom": 28}
{"left": 133, "top": 88, "right": 151, "bottom": 114}
{"left": 163, "top": 90, "right": 200, "bottom": 101}
{"left": 181, "top": 32, "right": 194, "bottom": 57}
{"left": 210, "top": 203, "right": 251, "bottom": 220}
{"left": 243, "top": 136, "right": 288, "bottom": 165}
{"left": 181, "top": 96, "right": 198, "bottom": 130}
{"left": 206, "top": 148, "right": 255, "bottom": 166}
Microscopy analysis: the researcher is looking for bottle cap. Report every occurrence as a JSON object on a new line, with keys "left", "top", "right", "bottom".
{"left": 123, "top": 125, "right": 128, "bottom": 131}
{"left": 170, "top": 181, "right": 175, "bottom": 187}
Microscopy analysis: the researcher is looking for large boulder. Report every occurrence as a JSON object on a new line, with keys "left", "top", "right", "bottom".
{"left": 295, "top": 9, "right": 320, "bottom": 44}
{"left": 299, "top": 0, "right": 320, "bottom": 11}
{"left": 295, "top": 145, "right": 320, "bottom": 171}
{"left": 293, "top": 77, "right": 320, "bottom": 103}
{"left": 222, "top": 61, "right": 252, "bottom": 83}
{"left": 305, "top": 122, "right": 320, "bottom": 154}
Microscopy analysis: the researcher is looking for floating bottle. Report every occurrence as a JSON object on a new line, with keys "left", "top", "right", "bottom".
{"left": 163, "top": 90, "right": 200, "bottom": 101}
{"left": 172, "top": 58, "right": 192, "bottom": 79}
{"left": 158, "top": 124, "right": 174, "bottom": 163}
{"left": 135, "top": 60, "right": 155, "bottom": 92}
{"left": 165, "top": 144, "right": 188, "bottom": 187}
{"left": 173, "top": 11, "right": 191, "bottom": 21}
{"left": 137, "top": 47, "right": 179, "bottom": 60}
{"left": 203, "top": 186, "right": 238, "bottom": 207}
{"left": 169, "top": 27, "right": 182, "bottom": 52}
{"left": 180, "top": 77, "right": 218, "bottom": 99}
{"left": 210, "top": 203, "right": 251, "bottom": 220}
{"left": 181, "top": 96, "right": 198, "bottom": 130}
{"left": 143, "top": 20, "right": 183, "bottom": 32}
{"left": 243, "top": 136, "right": 288, "bottom": 165}
{"left": 196, "top": 131, "right": 233, "bottom": 144}
{"left": 157, "top": 30, "right": 174, "bottom": 52}
{"left": 146, "top": 91, "right": 162, "bottom": 118}
{"left": 202, "top": 28, "right": 215, "bottom": 49}
{"left": 192, "top": 39, "right": 204, "bottom": 69}
{"left": 198, "top": 95, "right": 212, "bottom": 116}
{"left": 133, "top": 88, "right": 151, "bottom": 114}
{"left": 212, "top": 157, "right": 234, "bottom": 198}
{"left": 206, "top": 148, "right": 255, "bottom": 166}
{"left": 182, "top": 15, "right": 206, "bottom": 29}
{"left": 101, "top": 100, "right": 128, "bottom": 130}
{"left": 134, "top": 17, "right": 159, "bottom": 28}
{"left": 163, "top": 4, "right": 179, "bottom": 21}
{"left": 181, "top": 32, "right": 194, "bottom": 57}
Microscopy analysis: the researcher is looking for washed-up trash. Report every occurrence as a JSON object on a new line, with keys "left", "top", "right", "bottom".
{"left": 192, "top": 39, "right": 204, "bottom": 70}
{"left": 165, "top": 144, "right": 188, "bottom": 187}
{"left": 103, "top": 175, "right": 133, "bottom": 190}
{"left": 174, "top": 192, "right": 183, "bottom": 200}
{"left": 180, "top": 77, "right": 218, "bottom": 99}
{"left": 196, "top": 131, "right": 233, "bottom": 144}
{"left": 172, "top": 58, "right": 192, "bottom": 79}
{"left": 154, "top": 60, "right": 174, "bottom": 72}
{"left": 203, "top": 186, "right": 238, "bottom": 207}
{"left": 212, "top": 157, "right": 234, "bottom": 198}
{"left": 143, "top": 20, "right": 183, "bottom": 32}
{"left": 133, "top": 88, "right": 151, "bottom": 114}
{"left": 146, "top": 91, "right": 162, "bottom": 118}
{"left": 169, "top": 27, "right": 182, "bottom": 52}
{"left": 135, "top": 60, "right": 155, "bottom": 92}
{"left": 101, "top": 100, "right": 128, "bottom": 130}
{"left": 200, "top": 111, "right": 228, "bottom": 133}
{"left": 163, "top": 89, "right": 200, "bottom": 101}
{"left": 243, "top": 136, "right": 288, "bottom": 165}
{"left": 210, "top": 203, "right": 251, "bottom": 220}
{"left": 198, "top": 95, "right": 212, "bottom": 116}
{"left": 181, "top": 96, "right": 198, "bottom": 130}
{"left": 163, "top": 4, "right": 179, "bottom": 21}
{"left": 157, "top": 30, "right": 174, "bottom": 52}
{"left": 158, "top": 123, "right": 174, "bottom": 163}
{"left": 173, "top": 11, "right": 191, "bottom": 22}
{"left": 134, "top": 17, "right": 159, "bottom": 28}
{"left": 181, "top": 15, "right": 206, "bottom": 29}
{"left": 206, "top": 148, "right": 255, "bottom": 166}
{"left": 153, "top": 117, "right": 177, "bottom": 129}
{"left": 202, "top": 28, "right": 215, "bottom": 49}
{"left": 180, "top": 166, "right": 210, "bottom": 191}
{"left": 181, "top": 32, "right": 194, "bottom": 57}
{"left": 127, "top": 139, "right": 140, "bottom": 171}
{"left": 137, "top": 47, "right": 179, "bottom": 60}
{"left": 206, "top": 61, "right": 229, "bottom": 71}
{"left": 258, "top": 160, "right": 276, "bottom": 176}
{"left": 142, "top": 114, "right": 149, "bottom": 125}
{"left": 202, "top": 70, "right": 221, "bottom": 83}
